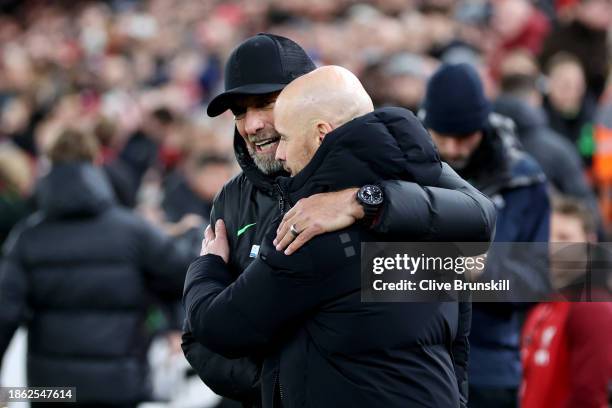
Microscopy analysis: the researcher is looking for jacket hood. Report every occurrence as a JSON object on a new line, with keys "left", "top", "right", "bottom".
{"left": 493, "top": 96, "right": 548, "bottom": 135}
{"left": 233, "top": 129, "right": 285, "bottom": 196}
{"left": 37, "top": 163, "right": 115, "bottom": 219}
{"left": 459, "top": 113, "right": 545, "bottom": 196}
{"left": 280, "top": 107, "right": 442, "bottom": 204}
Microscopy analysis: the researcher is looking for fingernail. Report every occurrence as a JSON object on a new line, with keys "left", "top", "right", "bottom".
{"left": 284, "top": 249, "right": 290, "bottom": 255}
{"left": 273, "top": 239, "right": 277, "bottom": 245}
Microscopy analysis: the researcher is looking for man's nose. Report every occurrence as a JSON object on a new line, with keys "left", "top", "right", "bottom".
{"left": 243, "top": 110, "right": 265, "bottom": 136}
{"left": 448, "top": 139, "right": 466, "bottom": 156}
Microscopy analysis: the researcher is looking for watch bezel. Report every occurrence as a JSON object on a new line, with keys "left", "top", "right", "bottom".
{"left": 358, "top": 184, "right": 384, "bottom": 206}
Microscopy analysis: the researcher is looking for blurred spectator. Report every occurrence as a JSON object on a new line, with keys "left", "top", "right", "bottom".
{"left": 93, "top": 117, "right": 139, "bottom": 207}
{"left": 593, "top": 73, "right": 612, "bottom": 226}
{"left": 421, "top": 63, "right": 550, "bottom": 408}
{"left": 422, "top": 1, "right": 484, "bottom": 66}
{"left": 494, "top": 74, "right": 598, "bottom": 211}
{"left": 120, "top": 107, "right": 178, "bottom": 190}
{"left": 521, "top": 196, "right": 612, "bottom": 408}
{"left": 379, "top": 52, "right": 436, "bottom": 112}
{"left": 0, "top": 128, "right": 193, "bottom": 407}
{"left": 539, "top": 0, "right": 611, "bottom": 99}
{"left": 0, "top": 96, "right": 45, "bottom": 156}
{"left": 543, "top": 52, "right": 597, "bottom": 164}
{"left": 162, "top": 154, "right": 235, "bottom": 224}
{"left": 498, "top": 49, "right": 541, "bottom": 79}
{"left": 0, "top": 142, "right": 34, "bottom": 246}
{"left": 489, "top": 0, "right": 550, "bottom": 80}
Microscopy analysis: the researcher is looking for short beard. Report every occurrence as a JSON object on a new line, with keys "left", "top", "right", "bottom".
{"left": 447, "top": 159, "right": 469, "bottom": 171}
{"left": 246, "top": 127, "right": 285, "bottom": 175}
{"left": 250, "top": 149, "right": 285, "bottom": 175}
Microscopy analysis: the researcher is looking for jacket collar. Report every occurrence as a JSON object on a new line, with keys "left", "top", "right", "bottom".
{"left": 278, "top": 107, "right": 442, "bottom": 205}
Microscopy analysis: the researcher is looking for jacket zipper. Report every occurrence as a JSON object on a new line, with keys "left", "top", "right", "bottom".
{"left": 275, "top": 183, "right": 288, "bottom": 215}
{"left": 272, "top": 369, "right": 285, "bottom": 407}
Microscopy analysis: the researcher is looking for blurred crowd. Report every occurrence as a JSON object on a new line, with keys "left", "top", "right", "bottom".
{"left": 1, "top": 0, "right": 612, "bottom": 240}
{"left": 1, "top": 0, "right": 612, "bottom": 239}
{"left": 0, "top": 0, "right": 611, "bottom": 406}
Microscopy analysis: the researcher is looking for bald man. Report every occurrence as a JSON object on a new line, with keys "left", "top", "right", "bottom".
{"left": 184, "top": 65, "right": 480, "bottom": 407}
{"left": 273, "top": 66, "right": 374, "bottom": 177}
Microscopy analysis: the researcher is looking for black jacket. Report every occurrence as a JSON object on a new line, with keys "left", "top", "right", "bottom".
{"left": 162, "top": 172, "right": 212, "bottom": 223}
{"left": 493, "top": 96, "right": 594, "bottom": 200}
{"left": 184, "top": 108, "right": 495, "bottom": 407}
{"left": 182, "top": 109, "right": 496, "bottom": 406}
{"left": 494, "top": 97, "right": 605, "bottom": 239}
{"left": 0, "top": 163, "right": 192, "bottom": 404}
{"left": 451, "top": 113, "right": 550, "bottom": 388}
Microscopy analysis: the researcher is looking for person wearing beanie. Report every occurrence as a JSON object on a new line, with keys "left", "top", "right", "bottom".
{"left": 421, "top": 63, "right": 551, "bottom": 408}
{"left": 182, "top": 35, "right": 497, "bottom": 408}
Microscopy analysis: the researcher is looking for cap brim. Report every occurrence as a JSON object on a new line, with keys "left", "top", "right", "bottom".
{"left": 206, "top": 83, "right": 288, "bottom": 117}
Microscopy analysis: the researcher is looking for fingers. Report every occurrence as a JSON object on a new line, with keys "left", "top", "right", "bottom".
{"left": 275, "top": 222, "right": 300, "bottom": 251}
{"left": 200, "top": 225, "right": 212, "bottom": 256}
{"left": 275, "top": 211, "right": 297, "bottom": 246}
{"left": 284, "top": 224, "right": 323, "bottom": 255}
{"left": 275, "top": 205, "right": 298, "bottom": 243}
{"left": 204, "top": 224, "right": 214, "bottom": 242}
{"left": 215, "top": 219, "right": 227, "bottom": 241}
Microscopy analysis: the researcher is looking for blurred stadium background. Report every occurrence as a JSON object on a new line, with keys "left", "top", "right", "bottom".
{"left": 0, "top": 0, "right": 611, "bottom": 407}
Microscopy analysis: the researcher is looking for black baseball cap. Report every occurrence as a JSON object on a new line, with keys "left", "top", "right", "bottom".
{"left": 206, "top": 33, "right": 316, "bottom": 117}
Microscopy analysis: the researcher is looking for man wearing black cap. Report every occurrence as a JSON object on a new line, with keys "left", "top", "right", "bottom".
{"left": 182, "top": 34, "right": 496, "bottom": 407}
{"left": 420, "top": 63, "right": 551, "bottom": 408}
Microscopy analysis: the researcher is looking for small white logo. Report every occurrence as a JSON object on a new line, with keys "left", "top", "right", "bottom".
{"left": 250, "top": 245, "right": 260, "bottom": 258}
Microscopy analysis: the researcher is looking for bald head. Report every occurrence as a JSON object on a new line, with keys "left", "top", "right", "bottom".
{"left": 276, "top": 65, "right": 373, "bottom": 132}
{"left": 274, "top": 65, "right": 374, "bottom": 176}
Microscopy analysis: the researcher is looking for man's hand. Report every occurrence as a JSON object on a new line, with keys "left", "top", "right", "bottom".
{"left": 274, "top": 188, "right": 364, "bottom": 255}
{"left": 201, "top": 219, "right": 229, "bottom": 263}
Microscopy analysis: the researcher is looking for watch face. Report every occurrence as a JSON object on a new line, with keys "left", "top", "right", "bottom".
{"left": 359, "top": 185, "right": 383, "bottom": 206}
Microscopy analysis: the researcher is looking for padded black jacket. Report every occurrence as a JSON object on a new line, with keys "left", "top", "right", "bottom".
{"left": 184, "top": 108, "right": 496, "bottom": 407}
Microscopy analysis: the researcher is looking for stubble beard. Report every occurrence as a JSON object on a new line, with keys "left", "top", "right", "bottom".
{"left": 246, "top": 128, "right": 284, "bottom": 175}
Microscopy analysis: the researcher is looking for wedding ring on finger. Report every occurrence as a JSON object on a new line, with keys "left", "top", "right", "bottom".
{"left": 290, "top": 224, "right": 301, "bottom": 238}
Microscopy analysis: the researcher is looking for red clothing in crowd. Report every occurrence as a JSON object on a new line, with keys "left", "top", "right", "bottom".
{"left": 489, "top": 7, "right": 550, "bottom": 81}
{"left": 521, "top": 301, "right": 612, "bottom": 408}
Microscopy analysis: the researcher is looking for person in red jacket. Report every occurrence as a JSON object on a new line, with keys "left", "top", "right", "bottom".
{"left": 521, "top": 196, "right": 612, "bottom": 408}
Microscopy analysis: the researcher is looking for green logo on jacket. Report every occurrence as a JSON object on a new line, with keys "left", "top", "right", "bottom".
{"left": 237, "top": 223, "right": 256, "bottom": 237}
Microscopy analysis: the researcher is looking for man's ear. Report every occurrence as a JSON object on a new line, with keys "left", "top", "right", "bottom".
{"left": 316, "top": 122, "right": 333, "bottom": 143}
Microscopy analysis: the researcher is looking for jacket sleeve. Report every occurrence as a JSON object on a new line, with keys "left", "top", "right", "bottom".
{"left": 184, "top": 233, "right": 354, "bottom": 358}
{"left": 137, "top": 217, "right": 195, "bottom": 301}
{"left": 482, "top": 182, "right": 551, "bottom": 301}
{"left": 181, "top": 189, "right": 263, "bottom": 405}
{"left": 181, "top": 320, "right": 261, "bottom": 405}
{"left": 453, "top": 301, "right": 471, "bottom": 408}
{"left": 373, "top": 163, "right": 496, "bottom": 243}
{"left": 0, "top": 226, "right": 28, "bottom": 365}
